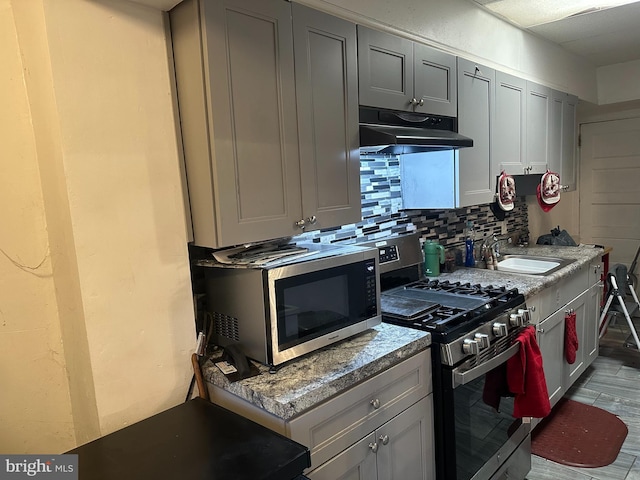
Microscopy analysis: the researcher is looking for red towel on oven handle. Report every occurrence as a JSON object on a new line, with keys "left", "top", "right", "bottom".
{"left": 507, "top": 325, "right": 551, "bottom": 418}
{"left": 565, "top": 311, "right": 579, "bottom": 364}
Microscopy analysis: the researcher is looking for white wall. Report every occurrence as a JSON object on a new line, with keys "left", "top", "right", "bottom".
{"left": 2, "top": 0, "right": 196, "bottom": 452}
{"left": 0, "top": 0, "right": 77, "bottom": 453}
{"left": 597, "top": 60, "right": 640, "bottom": 105}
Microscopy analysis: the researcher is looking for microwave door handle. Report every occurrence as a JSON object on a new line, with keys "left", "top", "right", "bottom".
{"left": 452, "top": 343, "right": 520, "bottom": 388}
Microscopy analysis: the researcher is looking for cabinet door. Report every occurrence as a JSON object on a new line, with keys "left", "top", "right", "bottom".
{"left": 561, "top": 94, "right": 578, "bottom": 191}
{"left": 183, "top": 0, "right": 302, "bottom": 247}
{"left": 357, "top": 26, "right": 414, "bottom": 112}
{"left": 548, "top": 90, "right": 564, "bottom": 175}
{"left": 413, "top": 44, "right": 457, "bottom": 117}
{"left": 563, "top": 291, "right": 588, "bottom": 387}
{"left": 494, "top": 72, "right": 526, "bottom": 176}
{"left": 537, "top": 309, "right": 566, "bottom": 407}
{"left": 585, "top": 276, "right": 602, "bottom": 366}
{"left": 525, "top": 81, "right": 551, "bottom": 174}
{"left": 293, "top": 5, "right": 361, "bottom": 232}
{"left": 377, "top": 396, "right": 435, "bottom": 480}
{"left": 307, "top": 433, "right": 378, "bottom": 480}
{"left": 457, "top": 58, "right": 495, "bottom": 207}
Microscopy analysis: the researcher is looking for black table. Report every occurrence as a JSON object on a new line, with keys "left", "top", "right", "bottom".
{"left": 67, "top": 398, "right": 310, "bottom": 479}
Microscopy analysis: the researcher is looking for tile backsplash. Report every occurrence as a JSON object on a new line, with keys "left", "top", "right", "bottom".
{"left": 297, "top": 155, "right": 528, "bottom": 255}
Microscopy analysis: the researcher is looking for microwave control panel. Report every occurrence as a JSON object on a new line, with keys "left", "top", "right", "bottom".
{"left": 378, "top": 245, "right": 399, "bottom": 265}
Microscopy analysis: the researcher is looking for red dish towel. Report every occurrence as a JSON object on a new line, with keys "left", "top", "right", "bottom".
{"left": 507, "top": 325, "right": 551, "bottom": 418}
{"left": 565, "top": 311, "right": 579, "bottom": 364}
{"left": 482, "top": 362, "right": 511, "bottom": 412}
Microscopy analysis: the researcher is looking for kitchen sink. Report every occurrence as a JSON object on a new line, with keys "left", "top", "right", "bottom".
{"left": 496, "top": 255, "right": 574, "bottom": 275}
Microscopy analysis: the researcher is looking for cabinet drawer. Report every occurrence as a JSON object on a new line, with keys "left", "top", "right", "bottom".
{"left": 558, "top": 264, "right": 588, "bottom": 307}
{"left": 527, "top": 287, "right": 555, "bottom": 324}
{"left": 288, "top": 349, "right": 431, "bottom": 469}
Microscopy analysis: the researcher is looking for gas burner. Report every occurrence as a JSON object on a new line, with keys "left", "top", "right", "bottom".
{"left": 404, "top": 280, "right": 508, "bottom": 298}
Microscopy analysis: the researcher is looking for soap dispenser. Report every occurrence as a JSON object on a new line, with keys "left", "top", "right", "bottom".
{"left": 465, "top": 221, "right": 475, "bottom": 267}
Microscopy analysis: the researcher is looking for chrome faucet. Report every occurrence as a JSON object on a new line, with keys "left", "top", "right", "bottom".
{"left": 486, "top": 234, "right": 512, "bottom": 258}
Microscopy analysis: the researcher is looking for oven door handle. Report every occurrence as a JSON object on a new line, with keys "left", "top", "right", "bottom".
{"left": 452, "top": 343, "right": 520, "bottom": 388}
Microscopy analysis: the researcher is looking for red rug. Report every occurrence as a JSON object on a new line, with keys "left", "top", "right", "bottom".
{"left": 532, "top": 398, "right": 628, "bottom": 468}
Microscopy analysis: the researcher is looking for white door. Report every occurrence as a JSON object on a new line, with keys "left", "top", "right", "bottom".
{"left": 579, "top": 117, "right": 640, "bottom": 265}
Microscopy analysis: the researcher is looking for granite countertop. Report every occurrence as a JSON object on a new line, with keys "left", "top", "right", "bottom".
{"left": 202, "top": 323, "right": 431, "bottom": 420}
{"left": 202, "top": 244, "right": 603, "bottom": 420}
{"left": 438, "top": 244, "right": 604, "bottom": 298}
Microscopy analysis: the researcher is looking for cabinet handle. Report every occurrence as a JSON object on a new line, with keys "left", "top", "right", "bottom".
{"left": 409, "top": 98, "right": 418, "bottom": 106}
{"left": 418, "top": 99, "right": 424, "bottom": 106}
{"left": 370, "top": 398, "right": 381, "bottom": 409}
{"left": 369, "top": 442, "right": 378, "bottom": 453}
{"left": 306, "top": 215, "right": 317, "bottom": 225}
{"left": 530, "top": 305, "right": 536, "bottom": 312}
{"left": 379, "top": 434, "right": 389, "bottom": 445}
{"left": 537, "top": 327, "right": 545, "bottom": 334}
{"left": 295, "top": 219, "right": 305, "bottom": 230}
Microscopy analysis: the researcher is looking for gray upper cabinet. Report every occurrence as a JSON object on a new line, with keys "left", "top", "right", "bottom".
{"left": 550, "top": 90, "right": 578, "bottom": 191}
{"left": 293, "top": 4, "right": 361, "bottom": 233}
{"left": 171, "top": 0, "right": 360, "bottom": 248}
{"left": 526, "top": 81, "right": 552, "bottom": 174}
{"left": 457, "top": 58, "right": 496, "bottom": 206}
{"left": 494, "top": 72, "right": 526, "bottom": 176}
{"left": 358, "top": 26, "right": 456, "bottom": 116}
{"left": 561, "top": 94, "right": 578, "bottom": 191}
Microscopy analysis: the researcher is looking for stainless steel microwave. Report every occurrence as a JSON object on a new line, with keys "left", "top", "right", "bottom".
{"left": 204, "top": 243, "right": 381, "bottom": 368}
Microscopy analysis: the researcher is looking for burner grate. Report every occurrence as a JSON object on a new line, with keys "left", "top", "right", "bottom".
{"left": 404, "top": 279, "right": 509, "bottom": 298}
{"left": 380, "top": 280, "right": 522, "bottom": 340}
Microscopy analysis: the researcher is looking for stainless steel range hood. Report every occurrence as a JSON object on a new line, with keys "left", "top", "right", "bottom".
{"left": 359, "top": 107, "right": 473, "bottom": 155}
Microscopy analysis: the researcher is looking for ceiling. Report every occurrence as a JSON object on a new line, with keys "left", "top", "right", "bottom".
{"left": 133, "top": 0, "right": 640, "bottom": 68}
{"left": 470, "top": 0, "right": 640, "bottom": 67}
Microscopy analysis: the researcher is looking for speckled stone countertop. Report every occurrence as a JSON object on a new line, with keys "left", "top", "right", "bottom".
{"left": 202, "top": 244, "right": 603, "bottom": 420}
{"left": 202, "top": 323, "right": 431, "bottom": 420}
{"left": 438, "top": 244, "right": 605, "bottom": 298}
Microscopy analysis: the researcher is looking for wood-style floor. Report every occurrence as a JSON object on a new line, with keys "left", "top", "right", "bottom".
{"left": 528, "top": 320, "right": 640, "bottom": 480}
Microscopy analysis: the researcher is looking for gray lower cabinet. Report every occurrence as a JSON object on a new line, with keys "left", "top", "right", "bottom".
{"left": 288, "top": 349, "right": 433, "bottom": 475}
{"left": 307, "top": 396, "right": 434, "bottom": 480}
{"left": 562, "top": 290, "right": 589, "bottom": 388}
{"left": 586, "top": 261, "right": 603, "bottom": 364}
{"left": 533, "top": 261, "right": 601, "bottom": 412}
{"left": 457, "top": 58, "right": 496, "bottom": 206}
{"left": 537, "top": 290, "right": 589, "bottom": 408}
{"left": 537, "top": 305, "right": 567, "bottom": 407}
{"left": 210, "top": 350, "right": 435, "bottom": 478}
{"left": 357, "top": 26, "right": 457, "bottom": 116}
{"left": 171, "top": 0, "right": 360, "bottom": 248}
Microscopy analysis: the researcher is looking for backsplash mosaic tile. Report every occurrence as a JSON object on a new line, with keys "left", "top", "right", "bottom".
{"left": 296, "top": 155, "right": 529, "bottom": 255}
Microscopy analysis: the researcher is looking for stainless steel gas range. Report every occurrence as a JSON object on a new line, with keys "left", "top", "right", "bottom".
{"left": 360, "top": 233, "right": 532, "bottom": 480}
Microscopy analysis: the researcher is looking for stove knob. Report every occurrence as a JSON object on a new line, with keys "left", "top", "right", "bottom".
{"left": 493, "top": 322, "right": 508, "bottom": 337}
{"left": 518, "top": 309, "right": 531, "bottom": 323}
{"left": 475, "top": 333, "right": 490, "bottom": 349}
{"left": 510, "top": 313, "right": 523, "bottom": 327}
{"left": 463, "top": 338, "right": 479, "bottom": 355}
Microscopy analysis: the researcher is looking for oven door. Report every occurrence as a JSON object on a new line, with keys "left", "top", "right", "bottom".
{"left": 437, "top": 344, "right": 531, "bottom": 480}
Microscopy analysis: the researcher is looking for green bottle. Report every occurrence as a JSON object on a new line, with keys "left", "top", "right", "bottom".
{"left": 423, "top": 240, "right": 445, "bottom": 277}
